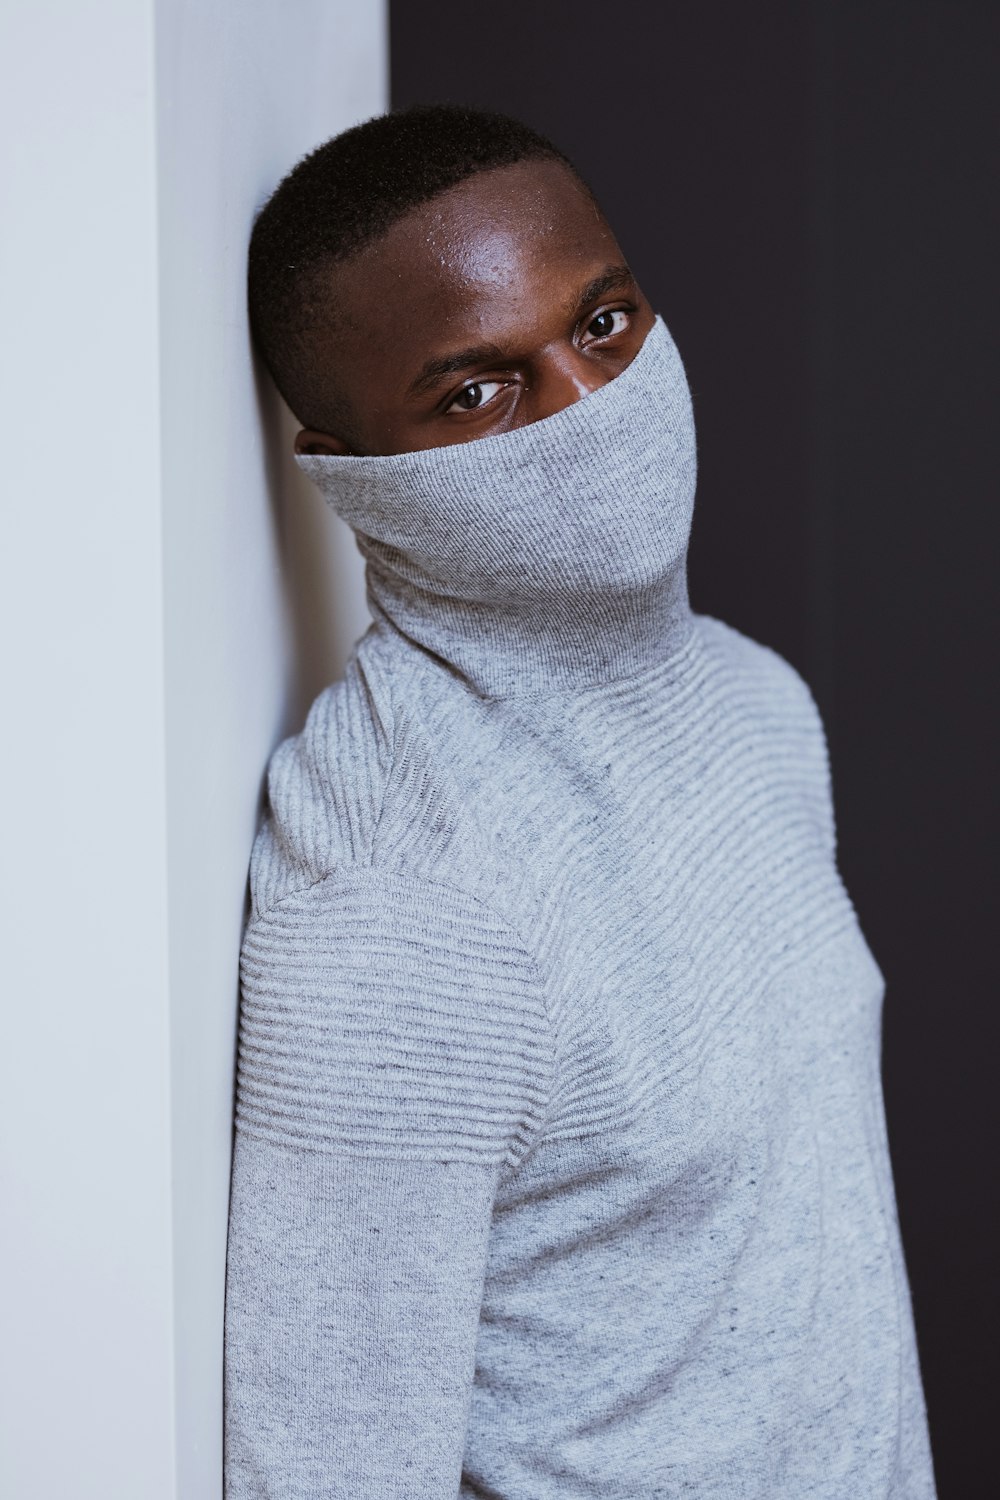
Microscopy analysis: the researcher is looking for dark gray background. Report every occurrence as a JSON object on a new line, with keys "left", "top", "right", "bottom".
{"left": 391, "top": 1, "right": 998, "bottom": 1493}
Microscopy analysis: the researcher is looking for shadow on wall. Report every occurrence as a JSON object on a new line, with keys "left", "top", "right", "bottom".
{"left": 252, "top": 350, "right": 372, "bottom": 736}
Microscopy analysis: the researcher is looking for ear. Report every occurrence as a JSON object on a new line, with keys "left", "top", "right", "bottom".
{"left": 294, "top": 428, "right": 355, "bottom": 457}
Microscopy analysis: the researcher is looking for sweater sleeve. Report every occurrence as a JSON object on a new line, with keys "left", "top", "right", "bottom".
{"left": 223, "top": 869, "right": 554, "bottom": 1500}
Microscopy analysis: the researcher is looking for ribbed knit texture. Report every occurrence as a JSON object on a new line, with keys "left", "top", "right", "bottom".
{"left": 223, "top": 318, "right": 936, "bottom": 1498}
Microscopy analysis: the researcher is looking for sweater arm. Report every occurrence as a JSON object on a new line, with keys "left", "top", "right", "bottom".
{"left": 223, "top": 870, "right": 554, "bottom": 1500}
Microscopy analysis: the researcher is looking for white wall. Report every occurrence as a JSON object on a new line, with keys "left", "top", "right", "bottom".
{"left": 0, "top": 3, "right": 383, "bottom": 1496}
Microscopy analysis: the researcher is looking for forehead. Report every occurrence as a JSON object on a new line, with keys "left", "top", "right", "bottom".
{"left": 328, "top": 159, "right": 624, "bottom": 357}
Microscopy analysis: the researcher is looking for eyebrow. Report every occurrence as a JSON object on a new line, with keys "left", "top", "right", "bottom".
{"left": 405, "top": 262, "right": 637, "bottom": 400}
{"left": 568, "top": 263, "right": 636, "bottom": 319}
{"left": 407, "top": 340, "right": 509, "bottom": 399}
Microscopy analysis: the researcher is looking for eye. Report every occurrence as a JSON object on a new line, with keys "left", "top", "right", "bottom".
{"left": 446, "top": 378, "right": 506, "bottom": 414}
{"left": 582, "top": 308, "right": 630, "bottom": 342}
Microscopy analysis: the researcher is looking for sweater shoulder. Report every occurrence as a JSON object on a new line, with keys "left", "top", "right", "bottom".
{"left": 249, "top": 631, "right": 528, "bottom": 928}
{"left": 695, "top": 612, "right": 830, "bottom": 747}
{"left": 696, "top": 612, "right": 824, "bottom": 717}
{"left": 247, "top": 641, "right": 393, "bottom": 919}
{"left": 694, "top": 612, "right": 837, "bottom": 850}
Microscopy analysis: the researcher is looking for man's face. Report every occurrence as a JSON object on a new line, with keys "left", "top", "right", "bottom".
{"left": 295, "top": 158, "right": 656, "bottom": 458}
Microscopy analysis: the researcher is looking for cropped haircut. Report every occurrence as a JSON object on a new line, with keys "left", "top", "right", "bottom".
{"left": 247, "top": 104, "right": 584, "bottom": 439}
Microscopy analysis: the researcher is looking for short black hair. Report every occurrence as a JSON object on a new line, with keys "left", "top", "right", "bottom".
{"left": 247, "top": 103, "right": 584, "bottom": 438}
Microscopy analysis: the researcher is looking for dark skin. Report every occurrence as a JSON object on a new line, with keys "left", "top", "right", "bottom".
{"left": 294, "top": 158, "right": 656, "bottom": 458}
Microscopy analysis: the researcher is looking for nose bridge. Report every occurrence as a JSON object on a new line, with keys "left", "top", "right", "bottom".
{"left": 532, "top": 340, "right": 607, "bottom": 419}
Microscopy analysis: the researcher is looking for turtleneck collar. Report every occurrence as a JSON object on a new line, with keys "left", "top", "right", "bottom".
{"left": 295, "top": 314, "right": 698, "bottom": 700}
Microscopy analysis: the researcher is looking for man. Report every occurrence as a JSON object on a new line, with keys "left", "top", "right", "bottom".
{"left": 224, "top": 104, "right": 936, "bottom": 1498}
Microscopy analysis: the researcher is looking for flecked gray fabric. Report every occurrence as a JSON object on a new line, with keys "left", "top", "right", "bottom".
{"left": 223, "top": 316, "right": 937, "bottom": 1498}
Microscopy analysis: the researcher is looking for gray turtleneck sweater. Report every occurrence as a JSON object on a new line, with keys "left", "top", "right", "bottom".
{"left": 223, "top": 318, "right": 936, "bottom": 1498}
